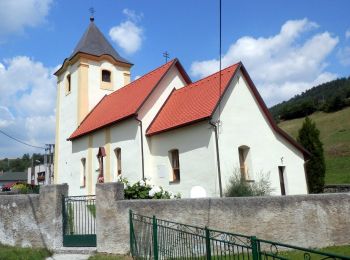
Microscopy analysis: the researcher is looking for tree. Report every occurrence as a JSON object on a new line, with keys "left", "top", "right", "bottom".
{"left": 297, "top": 117, "right": 326, "bottom": 193}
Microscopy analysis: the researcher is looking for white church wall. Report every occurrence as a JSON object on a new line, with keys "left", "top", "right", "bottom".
{"left": 138, "top": 66, "right": 188, "bottom": 184}
{"left": 109, "top": 119, "right": 142, "bottom": 185}
{"left": 88, "top": 60, "right": 129, "bottom": 111}
{"left": 212, "top": 70, "right": 308, "bottom": 196}
{"left": 56, "top": 64, "right": 79, "bottom": 187}
{"left": 70, "top": 136, "right": 89, "bottom": 196}
{"left": 147, "top": 121, "right": 219, "bottom": 198}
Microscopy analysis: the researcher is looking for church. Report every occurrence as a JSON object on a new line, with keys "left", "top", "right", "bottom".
{"left": 54, "top": 18, "right": 309, "bottom": 197}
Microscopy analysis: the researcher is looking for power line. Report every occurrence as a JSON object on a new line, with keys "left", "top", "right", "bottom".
{"left": 0, "top": 129, "right": 46, "bottom": 150}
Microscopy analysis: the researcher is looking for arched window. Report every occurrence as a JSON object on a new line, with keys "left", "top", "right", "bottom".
{"left": 169, "top": 149, "right": 180, "bottom": 182}
{"left": 114, "top": 148, "right": 121, "bottom": 177}
{"left": 238, "top": 145, "right": 251, "bottom": 180}
{"left": 66, "top": 74, "right": 71, "bottom": 93}
{"left": 102, "top": 70, "right": 111, "bottom": 83}
{"left": 80, "top": 158, "right": 86, "bottom": 188}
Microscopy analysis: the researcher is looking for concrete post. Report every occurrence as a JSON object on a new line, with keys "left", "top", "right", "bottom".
{"left": 39, "top": 183, "right": 68, "bottom": 249}
{"left": 96, "top": 182, "right": 124, "bottom": 253}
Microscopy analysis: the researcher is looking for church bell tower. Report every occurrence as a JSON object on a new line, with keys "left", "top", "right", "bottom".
{"left": 53, "top": 17, "right": 133, "bottom": 184}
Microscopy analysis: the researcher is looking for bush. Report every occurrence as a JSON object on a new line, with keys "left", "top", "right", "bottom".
{"left": 117, "top": 177, "right": 181, "bottom": 200}
{"left": 12, "top": 183, "right": 30, "bottom": 194}
{"left": 11, "top": 183, "right": 40, "bottom": 194}
{"left": 225, "top": 170, "right": 274, "bottom": 197}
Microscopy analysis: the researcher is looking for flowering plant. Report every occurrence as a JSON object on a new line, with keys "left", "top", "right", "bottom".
{"left": 116, "top": 177, "right": 180, "bottom": 200}
{"left": 98, "top": 176, "right": 104, "bottom": 183}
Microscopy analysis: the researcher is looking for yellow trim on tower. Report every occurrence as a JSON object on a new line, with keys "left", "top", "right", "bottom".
{"left": 87, "top": 135, "right": 93, "bottom": 195}
{"left": 105, "top": 127, "right": 111, "bottom": 182}
{"left": 53, "top": 79, "right": 61, "bottom": 184}
{"left": 123, "top": 72, "right": 131, "bottom": 86}
{"left": 78, "top": 61, "right": 89, "bottom": 125}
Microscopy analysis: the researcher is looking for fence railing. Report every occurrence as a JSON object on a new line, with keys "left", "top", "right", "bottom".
{"left": 62, "top": 195, "right": 96, "bottom": 236}
{"left": 129, "top": 210, "right": 350, "bottom": 260}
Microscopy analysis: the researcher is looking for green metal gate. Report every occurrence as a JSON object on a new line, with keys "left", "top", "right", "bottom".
{"left": 62, "top": 195, "right": 96, "bottom": 247}
{"left": 130, "top": 210, "right": 350, "bottom": 260}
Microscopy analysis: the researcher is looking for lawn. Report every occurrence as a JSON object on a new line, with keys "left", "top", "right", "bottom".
{"left": 278, "top": 107, "right": 350, "bottom": 184}
{"left": 0, "top": 244, "right": 52, "bottom": 260}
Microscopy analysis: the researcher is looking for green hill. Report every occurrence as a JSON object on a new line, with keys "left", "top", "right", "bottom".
{"left": 270, "top": 77, "right": 350, "bottom": 121}
{"left": 278, "top": 107, "right": 350, "bottom": 184}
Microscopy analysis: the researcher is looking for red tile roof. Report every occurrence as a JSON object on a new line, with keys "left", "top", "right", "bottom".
{"left": 69, "top": 59, "right": 190, "bottom": 140}
{"left": 146, "top": 63, "right": 241, "bottom": 136}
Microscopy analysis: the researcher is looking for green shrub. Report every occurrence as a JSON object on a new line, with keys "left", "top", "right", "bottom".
{"left": 225, "top": 170, "right": 274, "bottom": 197}
{"left": 11, "top": 183, "right": 40, "bottom": 194}
{"left": 12, "top": 183, "right": 30, "bottom": 194}
{"left": 117, "top": 177, "right": 181, "bottom": 200}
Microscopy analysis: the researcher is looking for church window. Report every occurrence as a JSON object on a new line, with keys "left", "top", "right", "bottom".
{"left": 102, "top": 70, "right": 111, "bottom": 83}
{"left": 80, "top": 158, "right": 86, "bottom": 188}
{"left": 114, "top": 148, "right": 121, "bottom": 177}
{"left": 169, "top": 149, "right": 180, "bottom": 182}
{"left": 238, "top": 145, "right": 252, "bottom": 180}
{"left": 66, "top": 74, "right": 71, "bottom": 94}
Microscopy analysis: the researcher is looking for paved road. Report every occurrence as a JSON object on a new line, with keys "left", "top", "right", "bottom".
{"left": 47, "top": 254, "right": 91, "bottom": 260}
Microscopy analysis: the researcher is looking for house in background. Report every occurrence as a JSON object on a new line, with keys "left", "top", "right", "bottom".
{"left": 54, "top": 18, "right": 309, "bottom": 197}
{"left": 0, "top": 171, "right": 27, "bottom": 191}
{"left": 27, "top": 163, "right": 54, "bottom": 185}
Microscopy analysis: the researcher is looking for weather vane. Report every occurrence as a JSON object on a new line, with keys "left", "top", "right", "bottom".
{"left": 89, "top": 7, "right": 95, "bottom": 21}
{"left": 163, "top": 51, "right": 170, "bottom": 63}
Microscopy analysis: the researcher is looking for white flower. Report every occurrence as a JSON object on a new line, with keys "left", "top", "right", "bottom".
{"left": 139, "top": 180, "right": 146, "bottom": 186}
{"left": 149, "top": 186, "right": 161, "bottom": 197}
{"left": 170, "top": 193, "right": 175, "bottom": 199}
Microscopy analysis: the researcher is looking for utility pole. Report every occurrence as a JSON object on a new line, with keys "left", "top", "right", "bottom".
{"left": 45, "top": 144, "right": 54, "bottom": 184}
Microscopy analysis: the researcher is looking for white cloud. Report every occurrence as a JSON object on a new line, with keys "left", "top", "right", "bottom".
{"left": 0, "top": 0, "right": 53, "bottom": 39}
{"left": 337, "top": 47, "right": 350, "bottom": 66}
{"left": 346, "top": 29, "right": 350, "bottom": 39}
{"left": 123, "top": 8, "right": 143, "bottom": 22}
{"left": 190, "top": 18, "right": 339, "bottom": 106}
{"left": 109, "top": 9, "right": 143, "bottom": 54}
{"left": 0, "top": 56, "right": 56, "bottom": 157}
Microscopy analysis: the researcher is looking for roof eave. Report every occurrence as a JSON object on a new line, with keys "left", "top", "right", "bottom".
{"left": 54, "top": 52, "right": 133, "bottom": 76}
{"left": 146, "top": 116, "right": 211, "bottom": 137}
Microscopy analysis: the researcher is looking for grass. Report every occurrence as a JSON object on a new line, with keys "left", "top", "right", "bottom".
{"left": 278, "top": 107, "right": 350, "bottom": 184}
{"left": 273, "top": 244, "right": 350, "bottom": 259}
{"left": 87, "top": 204, "right": 96, "bottom": 218}
{"left": 0, "top": 244, "right": 52, "bottom": 260}
{"left": 88, "top": 245, "right": 350, "bottom": 259}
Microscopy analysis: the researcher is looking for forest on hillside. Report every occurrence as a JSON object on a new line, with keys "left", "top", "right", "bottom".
{"left": 270, "top": 76, "right": 350, "bottom": 121}
{"left": 0, "top": 154, "right": 45, "bottom": 172}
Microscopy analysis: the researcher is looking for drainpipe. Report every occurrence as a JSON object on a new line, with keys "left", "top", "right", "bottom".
{"left": 210, "top": 121, "right": 223, "bottom": 197}
{"left": 135, "top": 117, "right": 145, "bottom": 180}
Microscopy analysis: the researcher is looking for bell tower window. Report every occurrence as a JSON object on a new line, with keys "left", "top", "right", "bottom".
{"left": 66, "top": 74, "right": 71, "bottom": 94}
{"left": 102, "top": 70, "right": 111, "bottom": 82}
{"left": 101, "top": 69, "right": 113, "bottom": 90}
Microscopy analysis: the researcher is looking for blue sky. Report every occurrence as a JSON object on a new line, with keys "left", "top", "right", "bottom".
{"left": 0, "top": 0, "right": 349, "bottom": 158}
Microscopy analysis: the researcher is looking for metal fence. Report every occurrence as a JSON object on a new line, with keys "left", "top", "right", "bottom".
{"left": 62, "top": 195, "right": 96, "bottom": 247}
{"left": 129, "top": 210, "right": 350, "bottom": 260}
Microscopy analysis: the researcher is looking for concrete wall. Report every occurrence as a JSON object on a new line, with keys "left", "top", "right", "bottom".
{"left": 0, "top": 184, "right": 67, "bottom": 249}
{"left": 96, "top": 183, "right": 350, "bottom": 254}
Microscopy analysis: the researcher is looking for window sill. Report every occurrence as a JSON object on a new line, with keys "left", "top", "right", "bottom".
{"left": 169, "top": 180, "right": 180, "bottom": 185}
